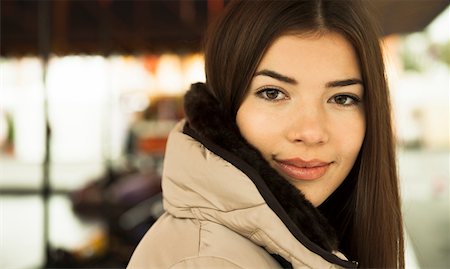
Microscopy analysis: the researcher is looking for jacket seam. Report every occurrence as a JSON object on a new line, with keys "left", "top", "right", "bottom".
{"left": 197, "top": 217, "right": 202, "bottom": 255}
{"left": 249, "top": 227, "right": 261, "bottom": 239}
{"left": 168, "top": 256, "right": 245, "bottom": 269}
{"left": 164, "top": 197, "right": 266, "bottom": 213}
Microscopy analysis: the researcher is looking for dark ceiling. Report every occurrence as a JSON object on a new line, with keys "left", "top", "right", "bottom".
{"left": 1, "top": 0, "right": 448, "bottom": 57}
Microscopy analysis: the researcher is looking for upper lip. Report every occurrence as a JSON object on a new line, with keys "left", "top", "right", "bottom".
{"left": 275, "top": 158, "right": 331, "bottom": 168}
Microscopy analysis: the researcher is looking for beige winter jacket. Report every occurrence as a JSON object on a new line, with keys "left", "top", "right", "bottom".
{"left": 127, "top": 120, "right": 357, "bottom": 269}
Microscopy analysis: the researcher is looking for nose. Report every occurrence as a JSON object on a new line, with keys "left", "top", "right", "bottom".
{"left": 286, "top": 106, "right": 329, "bottom": 146}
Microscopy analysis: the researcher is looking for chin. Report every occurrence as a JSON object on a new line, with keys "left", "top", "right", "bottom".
{"left": 309, "top": 199, "right": 323, "bottom": 207}
{"left": 302, "top": 194, "right": 325, "bottom": 207}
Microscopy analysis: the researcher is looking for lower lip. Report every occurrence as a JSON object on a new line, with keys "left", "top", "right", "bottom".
{"left": 274, "top": 161, "right": 330, "bottom": 181}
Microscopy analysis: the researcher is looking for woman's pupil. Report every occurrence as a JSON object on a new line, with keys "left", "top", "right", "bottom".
{"left": 267, "top": 89, "right": 278, "bottom": 99}
{"left": 335, "top": 96, "right": 346, "bottom": 104}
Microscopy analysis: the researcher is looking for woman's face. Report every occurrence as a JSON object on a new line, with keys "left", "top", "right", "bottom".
{"left": 236, "top": 32, "right": 365, "bottom": 206}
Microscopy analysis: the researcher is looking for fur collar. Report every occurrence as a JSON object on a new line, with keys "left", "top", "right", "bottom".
{"left": 183, "top": 82, "right": 338, "bottom": 252}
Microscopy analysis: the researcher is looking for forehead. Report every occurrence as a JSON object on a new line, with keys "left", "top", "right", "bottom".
{"left": 257, "top": 32, "right": 361, "bottom": 79}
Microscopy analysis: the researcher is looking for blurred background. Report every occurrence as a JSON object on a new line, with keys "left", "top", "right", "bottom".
{"left": 0, "top": 1, "right": 449, "bottom": 268}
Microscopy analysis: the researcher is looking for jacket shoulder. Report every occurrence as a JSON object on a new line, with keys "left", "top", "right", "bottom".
{"left": 127, "top": 213, "right": 282, "bottom": 269}
{"left": 127, "top": 213, "right": 200, "bottom": 269}
{"left": 197, "top": 220, "right": 281, "bottom": 268}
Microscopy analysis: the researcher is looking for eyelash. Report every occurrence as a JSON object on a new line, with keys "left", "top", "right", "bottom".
{"left": 256, "top": 87, "right": 362, "bottom": 107}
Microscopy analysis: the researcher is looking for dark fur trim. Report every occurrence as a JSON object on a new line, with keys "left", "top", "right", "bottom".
{"left": 184, "top": 83, "right": 338, "bottom": 251}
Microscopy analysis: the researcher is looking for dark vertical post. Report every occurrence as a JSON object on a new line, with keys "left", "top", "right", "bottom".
{"left": 99, "top": 0, "right": 114, "bottom": 181}
{"left": 38, "top": 0, "right": 52, "bottom": 267}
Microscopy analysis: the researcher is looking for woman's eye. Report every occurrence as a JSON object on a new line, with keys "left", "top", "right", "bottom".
{"left": 256, "top": 88, "right": 287, "bottom": 101}
{"left": 329, "top": 94, "right": 360, "bottom": 106}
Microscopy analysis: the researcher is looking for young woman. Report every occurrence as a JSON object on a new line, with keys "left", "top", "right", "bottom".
{"left": 128, "top": 1, "right": 404, "bottom": 268}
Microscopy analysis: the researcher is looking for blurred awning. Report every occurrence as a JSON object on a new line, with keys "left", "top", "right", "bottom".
{"left": 373, "top": 0, "right": 449, "bottom": 36}
{"left": 1, "top": 0, "right": 449, "bottom": 57}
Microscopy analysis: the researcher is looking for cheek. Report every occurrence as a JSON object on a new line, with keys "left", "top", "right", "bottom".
{"left": 335, "top": 114, "right": 365, "bottom": 159}
{"left": 236, "top": 105, "right": 278, "bottom": 155}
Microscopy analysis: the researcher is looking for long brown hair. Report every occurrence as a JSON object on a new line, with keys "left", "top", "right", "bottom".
{"left": 204, "top": 0, "right": 404, "bottom": 268}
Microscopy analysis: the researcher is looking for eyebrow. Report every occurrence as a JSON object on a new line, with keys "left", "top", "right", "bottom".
{"left": 254, "top": 69, "right": 363, "bottom": 88}
{"left": 254, "top": 69, "right": 298, "bottom": 84}
{"left": 325, "top": 79, "right": 363, "bottom": 88}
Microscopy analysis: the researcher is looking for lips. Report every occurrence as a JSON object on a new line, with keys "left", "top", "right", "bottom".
{"left": 273, "top": 158, "right": 331, "bottom": 181}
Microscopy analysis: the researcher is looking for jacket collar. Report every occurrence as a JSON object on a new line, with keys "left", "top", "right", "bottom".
{"left": 163, "top": 83, "right": 358, "bottom": 268}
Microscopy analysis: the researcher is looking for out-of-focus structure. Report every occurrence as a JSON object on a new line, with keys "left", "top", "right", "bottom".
{"left": 1, "top": 0, "right": 449, "bottom": 56}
